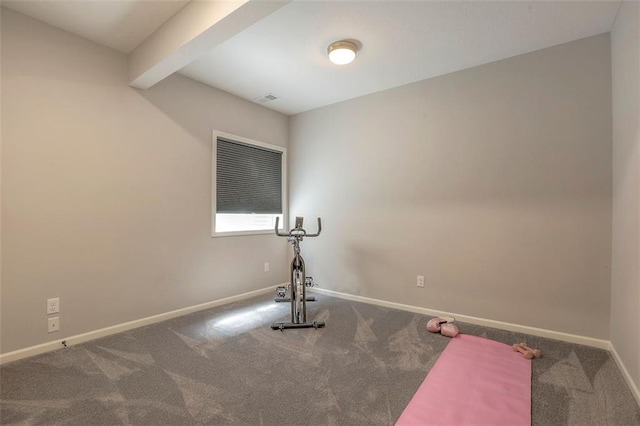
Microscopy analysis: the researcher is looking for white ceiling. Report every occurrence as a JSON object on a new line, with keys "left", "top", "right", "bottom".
{"left": 2, "top": 0, "right": 190, "bottom": 53}
{"left": 2, "top": 0, "right": 622, "bottom": 116}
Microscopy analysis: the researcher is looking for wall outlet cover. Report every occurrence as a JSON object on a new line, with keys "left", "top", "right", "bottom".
{"left": 48, "top": 317, "right": 60, "bottom": 333}
{"left": 47, "top": 298, "right": 60, "bottom": 314}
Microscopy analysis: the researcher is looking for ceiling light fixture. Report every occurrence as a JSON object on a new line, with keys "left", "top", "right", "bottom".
{"left": 327, "top": 40, "right": 358, "bottom": 65}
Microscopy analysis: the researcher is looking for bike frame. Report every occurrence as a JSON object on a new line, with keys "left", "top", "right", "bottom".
{"left": 290, "top": 247, "right": 306, "bottom": 323}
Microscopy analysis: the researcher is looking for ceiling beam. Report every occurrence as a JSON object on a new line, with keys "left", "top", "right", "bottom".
{"left": 128, "top": 0, "right": 289, "bottom": 89}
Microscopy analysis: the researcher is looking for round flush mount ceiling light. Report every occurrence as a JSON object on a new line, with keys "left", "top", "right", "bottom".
{"left": 327, "top": 40, "right": 358, "bottom": 65}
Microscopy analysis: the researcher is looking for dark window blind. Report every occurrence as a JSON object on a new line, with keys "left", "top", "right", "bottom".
{"left": 216, "top": 137, "right": 283, "bottom": 214}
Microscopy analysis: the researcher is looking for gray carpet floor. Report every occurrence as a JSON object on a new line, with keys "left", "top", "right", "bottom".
{"left": 1, "top": 293, "right": 639, "bottom": 425}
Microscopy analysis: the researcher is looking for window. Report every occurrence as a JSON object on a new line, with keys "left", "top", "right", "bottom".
{"left": 212, "top": 131, "right": 286, "bottom": 237}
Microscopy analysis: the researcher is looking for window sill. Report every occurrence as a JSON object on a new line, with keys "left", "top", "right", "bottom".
{"left": 211, "top": 229, "right": 278, "bottom": 238}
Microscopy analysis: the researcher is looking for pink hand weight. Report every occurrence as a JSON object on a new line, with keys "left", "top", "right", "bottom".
{"left": 440, "top": 323, "right": 459, "bottom": 337}
{"left": 427, "top": 317, "right": 446, "bottom": 333}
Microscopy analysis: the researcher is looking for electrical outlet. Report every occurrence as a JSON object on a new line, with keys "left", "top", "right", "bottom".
{"left": 264, "top": 262, "right": 270, "bottom": 272}
{"left": 48, "top": 317, "right": 60, "bottom": 333}
{"left": 47, "top": 298, "right": 60, "bottom": 314}
{"left": 417, "top": 275, "right": 425, "bottom": 288}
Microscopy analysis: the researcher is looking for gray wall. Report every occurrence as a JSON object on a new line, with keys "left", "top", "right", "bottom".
{"left": 290, "top": 34, "right": 613, "bottom": 339}
{"left": 611, "top": 1, "right": 640, "bottom": 392}
{"left": 1, "top": 9, "right": 289, "bottom": 353}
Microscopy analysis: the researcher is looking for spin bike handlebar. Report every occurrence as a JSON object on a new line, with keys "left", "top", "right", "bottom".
{"left": 275, "top": 217, "right": 322, "bottom": 238}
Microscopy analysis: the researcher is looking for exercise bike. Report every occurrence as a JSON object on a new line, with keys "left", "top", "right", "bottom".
{"left": 271, "top": 216, "right": 326, "bottom": 331}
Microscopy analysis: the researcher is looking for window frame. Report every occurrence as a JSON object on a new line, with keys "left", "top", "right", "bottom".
{"left": 211, "top": 130, "right": 287, "bottom": 238}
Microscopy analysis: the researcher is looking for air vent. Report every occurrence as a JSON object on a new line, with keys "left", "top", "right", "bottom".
{"left": 254, "top": 93, "right": 279, "bottom": 103}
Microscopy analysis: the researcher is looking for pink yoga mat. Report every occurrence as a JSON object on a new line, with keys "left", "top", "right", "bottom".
{"left": 396, "top": 334, "right": 531, "bottom": 426}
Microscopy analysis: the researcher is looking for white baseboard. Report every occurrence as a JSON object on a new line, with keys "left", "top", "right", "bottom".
{"left": 0, "top": 286, "right": 276, "bottom": 365}
{"left": 609, "top": 342, "right": 640, "bottom": 407}
{"left": 311, "top": 287, "right": 611, "bottom": 350}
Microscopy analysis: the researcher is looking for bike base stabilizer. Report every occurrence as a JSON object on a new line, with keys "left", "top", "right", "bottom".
{"left": 274, "top": 296, "right": 316, "bottom": 303}
{"left": 270, "top": 321, "right": 326, "bottom": 331}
